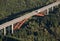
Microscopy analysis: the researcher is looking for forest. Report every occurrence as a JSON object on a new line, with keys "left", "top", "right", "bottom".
{"left": 0, "top": 3, "right": 60, "bottom": 41}
{"left": 0, "top": 0, "right": 60, "bottom": 41}
{"left": 0, "top": 0, "right": 56, "bottom": 20}
{"left": 1, "top": 6, "right": 60, "bottom": 41}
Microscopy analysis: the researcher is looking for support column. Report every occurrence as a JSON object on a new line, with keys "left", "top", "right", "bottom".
{"left": 52, "top": 7, "right": 53, "bottom": 11}
{"left": 4, "top": 27, "right": 6, "bottom": 36}
{"left": 47, "top": 9, "right": 49, "bottom": 15}
{"left": 0, "top": 30, "right": 2, "bottom": 36}
{"left": 55, "top": 5, "right": 58, "bottom": 9}
{"left": 12, "top": 24, "right": 13, "bottom": 34}
{"left": 56, "top": 4, "right": 59, "bottom": 7}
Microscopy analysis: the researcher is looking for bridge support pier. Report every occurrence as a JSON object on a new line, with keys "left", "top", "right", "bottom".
{"left": 56, "top": 4, "right": 59, "bottom": 7}
{"left": 47, "top": 9, "right": 49, "bottom": 15}
{"left": 52, "top": 7, "right": 53, "bottom": 11}
{"left": 4, "top": 27, "right": 6, "bottom": 36}
{"left": 11, "top": 24, "right": 13, "bottom": 34}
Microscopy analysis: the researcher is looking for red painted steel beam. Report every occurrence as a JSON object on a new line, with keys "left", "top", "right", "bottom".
{"left": 13, "top": 12, "right": 45, "bottom": 30}
{"left": 17, "top": 19, "right": 28, "bottom": 29}
{"left": 13, "top": 17, "right": 30, "bottom": 30}
{"left": 36, "top": 12, "right": 44, "bottom": 16}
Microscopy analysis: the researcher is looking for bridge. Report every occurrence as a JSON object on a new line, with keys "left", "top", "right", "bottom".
{"left": 0, "top": 1, "right": 60, "bottom": 35}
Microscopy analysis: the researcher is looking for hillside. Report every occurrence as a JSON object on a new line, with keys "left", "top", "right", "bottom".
{"left": 2, "top": 7, "right": 60, "bottom": 41}
{"left": 0, "top": 0, "right": 56, "bottom": 20}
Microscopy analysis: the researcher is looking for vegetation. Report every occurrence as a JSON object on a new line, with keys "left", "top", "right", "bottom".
{"left": 1, "top": 6, "right": 60, "bottom": 41}
{"left": 0, "top": 0, "right": 56, "bottom": 20}
{"left": 0, "top": 0, "right": 60, "bottom": 41}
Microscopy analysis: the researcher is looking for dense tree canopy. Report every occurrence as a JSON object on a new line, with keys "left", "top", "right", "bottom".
{"left": 0, "top": 0, "right": 60, "bottom": 41}
{"left": 0, "top": 0, "right": 56, "bottom": 20}
{"left": 1, "top": 6, "right": 60, "bottom": 41}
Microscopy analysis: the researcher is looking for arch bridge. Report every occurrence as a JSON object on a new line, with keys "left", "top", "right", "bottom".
{"left": 0, "top": 1, "right": 60, "bottom": 35}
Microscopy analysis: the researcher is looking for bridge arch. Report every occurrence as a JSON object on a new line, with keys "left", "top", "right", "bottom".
{"left": 13, "top": 12, "right": 45, "bottom": 30}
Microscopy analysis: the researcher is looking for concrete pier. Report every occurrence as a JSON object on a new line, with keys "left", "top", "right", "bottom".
{"left": 47, "top": 9, "right": 49, "bottom": 15}
{"left": 11, "top": 24, "right": 13, "bottom": 34}
{"left": 4, "top": 27, "right": 6, "bottom": 36}
{"left": 52, "top": 7, "right": 54, "bottom": 11}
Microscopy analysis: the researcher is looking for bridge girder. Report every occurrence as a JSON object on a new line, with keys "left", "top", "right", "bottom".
{"left": 13, "top": 13, "right": 44, "bottom": 30}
